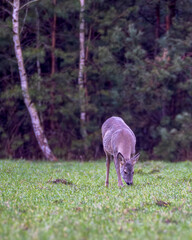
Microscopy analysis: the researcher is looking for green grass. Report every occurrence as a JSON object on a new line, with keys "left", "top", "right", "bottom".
{"left": 0, "top": 160, "right": 192, "bottom": 240}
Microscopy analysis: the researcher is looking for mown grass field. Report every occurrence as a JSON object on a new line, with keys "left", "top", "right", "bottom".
{"left": 0, "top": 160, "right": 192, "bottom": 240}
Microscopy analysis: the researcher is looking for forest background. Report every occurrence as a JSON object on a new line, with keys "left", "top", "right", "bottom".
{"left": 0, "top": 0, "right": 192, "bottom": 161}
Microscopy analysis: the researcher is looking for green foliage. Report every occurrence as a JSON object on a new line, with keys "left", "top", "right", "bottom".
{"left": 0, "top": 160, "right": 192, "bottom": 240}
{"left": 154, "top": 112, "right": 192, "bottom": 161}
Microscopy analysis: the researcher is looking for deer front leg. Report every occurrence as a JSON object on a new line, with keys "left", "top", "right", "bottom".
{"left": 105, "top": 152, "right": 111, "bottom": 187}
{"left": 114, "top": 154, "right": 124, "bottom": 187}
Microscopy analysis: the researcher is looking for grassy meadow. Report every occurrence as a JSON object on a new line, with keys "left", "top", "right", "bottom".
{"left": 0, "top": 159, "right": 192, "bottom": 240}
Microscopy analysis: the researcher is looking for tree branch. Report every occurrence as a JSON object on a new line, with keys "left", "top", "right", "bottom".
{"left": 6, "top": 0, "right": 13, "bottom": 7}
{"left": 20, "top": 6, "right": 28, "bottom": 34}
{"left": 1, "top": 6, "right": 12, "bottom": 15}
{"left": 19, "top": 0, "right": 39, "bottom": 10}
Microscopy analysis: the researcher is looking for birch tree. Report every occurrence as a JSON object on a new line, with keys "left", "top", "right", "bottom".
{"left": 12, "top": 0, "right": 57, "bottom": 161}
{"left": 78, "top": 0, "right": 87, "bottom": 139}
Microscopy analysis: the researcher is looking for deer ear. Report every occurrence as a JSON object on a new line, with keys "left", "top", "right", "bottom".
{"left": 131, "top": 153, "right": 140, "bottom": 165}
{"left": 117, "top": 152, "right": 125, "bottom": 165}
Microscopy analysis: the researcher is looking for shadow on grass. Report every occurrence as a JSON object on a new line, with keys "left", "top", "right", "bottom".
{"left": 47, "top": 178, "right": 74, "bottom": 185}
{"left": 156, "top": 200, "right": 171, "bottom": 207}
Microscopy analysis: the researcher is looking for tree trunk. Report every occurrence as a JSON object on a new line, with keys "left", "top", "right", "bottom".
{"left": 166, "top": 0, "right": 176, "bottom": 32}
{"left": 78, "top": 0, "right": 87, "bottom": 139}
{"left": 50, "top": 0, "right": 57, "bottom": 130}
{"left": 12, "top": 0, "right": 57, "bottom": 161}
{"left": 168, "top": 0, "right": 176, "bottom": 26}
{"left": 155, "top": 2, "right": 160, "bottom": 39}
{"left": 35, "top": 7, "right": 43, "bottom": 122}
{"left": 51, "top": 0, "right": 56, "bottom": 76}
{"left": 155, "top": 1, "right": 160, "bottom": 56}
{"left": 84, "top": 25, "right": 92, "bottom": 123}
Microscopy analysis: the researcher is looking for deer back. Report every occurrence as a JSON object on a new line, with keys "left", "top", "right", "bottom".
{"left": 101, "top": 116, "right": 136, "bottom": 158}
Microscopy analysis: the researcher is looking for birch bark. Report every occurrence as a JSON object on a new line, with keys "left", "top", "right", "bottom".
{"left": 12, "top": 0, "right": 57, "bottom": 161}
{"left": 78, "top": 0, "right": 87, "bottom": 139}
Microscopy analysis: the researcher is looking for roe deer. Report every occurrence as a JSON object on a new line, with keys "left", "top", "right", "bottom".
{"left": 101, "top": 116, "right": 140, "bottom": 187}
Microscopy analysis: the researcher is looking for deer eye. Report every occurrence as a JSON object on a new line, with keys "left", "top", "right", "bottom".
{"left": 124, "top": 171, "right": 127, "bottom": 174}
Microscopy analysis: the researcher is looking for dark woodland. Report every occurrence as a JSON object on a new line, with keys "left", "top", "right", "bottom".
{"left": 0, "top": 0, "right": 192, "bottom": 161}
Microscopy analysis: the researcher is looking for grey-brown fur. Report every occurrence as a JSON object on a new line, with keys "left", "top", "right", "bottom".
{"left": 101, "top": 116, "right": 140, "bottom": 187}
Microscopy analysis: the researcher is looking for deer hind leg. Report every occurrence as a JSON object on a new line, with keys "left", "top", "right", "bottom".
{"left": 105, "top": 152, "right": 111, "bottom": 187}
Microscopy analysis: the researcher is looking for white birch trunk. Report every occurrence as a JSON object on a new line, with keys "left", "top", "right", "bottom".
{"left": 12, "top": 0, "right": 57, "bottom": 161}
{"left": 78, "top": 0, "right": 87, "bottom": 138}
